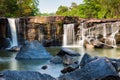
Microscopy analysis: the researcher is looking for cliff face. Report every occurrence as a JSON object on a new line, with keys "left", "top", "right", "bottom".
{"left": 19, "top": 16, "right": 80, "bottom": 46}
{"left": 0, "top": 16, "right": 120, "bottom": 48}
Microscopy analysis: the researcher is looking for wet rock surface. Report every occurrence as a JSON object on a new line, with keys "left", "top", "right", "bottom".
{"left": 2, "top": 70, "right": 56, "bottom": 80}
{"left": 80, "top": 53, "right": 92, "bottom": 68}
{"left": 59, "top": 57, "right": 117, "bottom": 80}
{"left": 53, "top": 48, "right": 80, "bottom": 65}
{"left": 8, "top": 46, "right": 21, "bottom": 52}
{"left": 15, "top": 40, "right": 52, "bottom": 60}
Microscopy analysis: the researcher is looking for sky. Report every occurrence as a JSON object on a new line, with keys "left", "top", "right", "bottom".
{"left": 38, "top": 0, "right": 83, "bottom": 13}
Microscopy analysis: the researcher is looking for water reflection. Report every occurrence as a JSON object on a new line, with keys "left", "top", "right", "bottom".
{"left": 10, "top": 54, "right": 18, "bottom": 70}
{"left": 85, "top": 48, "right": 120, "bottom": 58}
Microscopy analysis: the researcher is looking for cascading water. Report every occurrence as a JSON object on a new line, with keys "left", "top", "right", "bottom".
{"left": 103, "top": 24, "right": 107, "bottom": 38}
{"left": 77, "top": 23, "right": 84, "bottom": 46}
{"left": 63, "top": 24, "right": 75, "bottom": 47}
{"left": 8, "top": 18, "right": 18, "bottom": 47}
{"left": 63, "top": 23, "right": 84, "bottom": 47}
{"left": 107, "top": 23, "right": 119, "bottom": 47}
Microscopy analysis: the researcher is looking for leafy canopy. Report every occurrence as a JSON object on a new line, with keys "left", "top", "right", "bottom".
{"left": 56, "top": 0, "right": 120, "bottom": 18}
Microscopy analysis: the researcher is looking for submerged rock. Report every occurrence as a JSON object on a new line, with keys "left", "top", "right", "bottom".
{"left": 41, "top": 65, "right": 48, "bottom": 70}
{"left": 15, "top": 40, "right": 52, "bottom": 60}
{"left": 2, "top": 70, "right": 56, "bottom": 80}
{"left": 57, "top": 48, "right": 80, "bottom": 57}
{"left": 58, "top": 57, "right": 117, "bottom": 80}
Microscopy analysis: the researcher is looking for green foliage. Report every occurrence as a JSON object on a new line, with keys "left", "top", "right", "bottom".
{"left": 56, "top": 0, "right": 120, "bottom": 18}
{"left": 0, "top": 0, "right": 40, "bottom": 17}
{"left": 56, "top": 6, "right": 69, "bottom": 15}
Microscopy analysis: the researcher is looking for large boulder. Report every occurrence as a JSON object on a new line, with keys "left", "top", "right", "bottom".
{"left": 57, "top": 48, "right": 80, "bottom": 57}
{"left": 2, "top": 70, "right": 56, "bottom": 80}
{"left": 58, "top": 57, "right": 117, "bottom": 80}
{"left": 56, "top": 48, "right": 80, "bottom": 65}
{"left": 80, "top": 53, "right": 99, "bottom": 68}
{"left": 80, "top": 53, "right": 91, "bottom": 68}
{"left": 15, "top": 40, "right": 52, "bottom": 60}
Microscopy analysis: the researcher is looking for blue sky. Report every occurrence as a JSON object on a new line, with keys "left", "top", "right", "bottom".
{"left": 38, "top": 0, "right": 83, "bottom": 13}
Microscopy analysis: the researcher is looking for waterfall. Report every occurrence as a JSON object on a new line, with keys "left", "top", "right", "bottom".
{"left": 103, "top": 24, "right": 107, "bottom": 38}
{"left": 78, "top": 23, "right": 84, "bottom": 46}
{"left": 63, "top": 24, "right": 75, "bottom": 47}
{"left": 8, "top": 18, "right": 18, "bottom": 47}
{"left": 108, "top": 23, "right": 119, "bottom": 47}
{"left": 63, "top": 23, "right": 84, "bottom": 47}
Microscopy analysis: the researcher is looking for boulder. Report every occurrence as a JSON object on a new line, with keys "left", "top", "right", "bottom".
{"left": 91, "top": 40, "right": 113, "bottom": 49}
{"left": 50, "top": 56, "right": 63, "bottom": 64}
{"left": 15, "top": 40, "right": 52, "bottom": 60}
{"left": 80, "top": 53, "right": 99, "bottom": 68}
{"left": 2, "top": 70, "right": 56, "bottom": 80}
{"left": 58, "top": 57, "right": 117, "bottom": 80}
{"left": 57, "top": 48, "right": 80, "bottom": 57}
{"left": 85, "top": 44, "right": 94, "bottom": 49}
{"left": 61, "top": 61, "right": 79, "bottom": 74}
{"left": 8, "top": 46, "right": 21, "bottom": 52}
{"left": 80, "top": 53, "right": 91, "bottom": 68}
{"left": 109, "top": 58, "right": 120, "bottom": 72}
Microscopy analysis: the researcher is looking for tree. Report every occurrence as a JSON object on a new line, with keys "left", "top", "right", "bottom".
{"left": 0, "top": 0, "right": 40, "bottom": 17}
{"left": 55, "top": 0, "right": 120, "bottom": 18}
{"left": 70, "top": 2, "right": 78, "bottom": 8}
{"left": 17, "top": 0, "right": 39, "bottom": 16}
{"left": 56, "top": 6, "right": 69, "bottom": 15}
{"left": 98, "top": 0, "right": 120, "bottom": 18}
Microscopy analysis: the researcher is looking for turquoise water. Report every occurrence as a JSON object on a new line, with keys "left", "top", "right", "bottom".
{"left": 0, "top": 47, "right": 120, "bottom": 78}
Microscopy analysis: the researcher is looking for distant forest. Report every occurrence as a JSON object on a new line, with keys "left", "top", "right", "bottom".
{"left": 0, "top": 0, "right": 120, "bottom": 18}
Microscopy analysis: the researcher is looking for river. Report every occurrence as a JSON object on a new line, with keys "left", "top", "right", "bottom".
{"left": 0, "top": 47, "right": 120, "bottom": 78}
